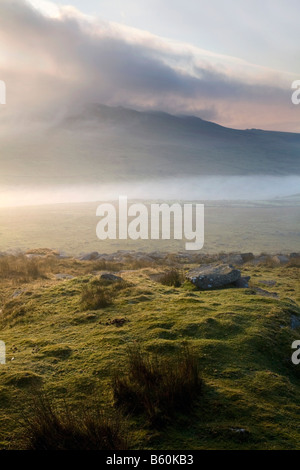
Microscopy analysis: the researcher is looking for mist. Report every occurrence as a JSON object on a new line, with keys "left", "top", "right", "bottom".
{"left": 1, "top": 175, "right": 299, "bottom": 208}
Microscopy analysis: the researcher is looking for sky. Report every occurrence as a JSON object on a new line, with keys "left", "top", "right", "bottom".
{"left": 47, "top": 0, "right": 300, "bottom": 75}
{"left": 0, "top": 0, "right": 299, "bottom": 131}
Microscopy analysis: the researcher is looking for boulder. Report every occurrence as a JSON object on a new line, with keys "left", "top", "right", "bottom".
{"left": 234, "top": 276, "right": 251, "bottom": 288}
{"left": 220, "top": 254, "right": 244, "bottom": 266}
{"left": 79, "top": 252, "right": 99, "bottom": 261}
{"left": 186, "top": 264, "right": 241, "bottom": 290}
{"left": 100, "top": 273, "right": 123, "bottom": 282}
{"left": 252, "top": 255, "right": 268, "bottom": 266}
{"left": 271, "top": 255, "right": 289, "bottom": 265}
{"left": 240, "top": 253, "right": 255, "bottom": 263}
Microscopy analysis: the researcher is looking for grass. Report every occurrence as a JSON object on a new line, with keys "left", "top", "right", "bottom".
{"left": 113, "top": 345, "right": 202, "bottom": 426}
{"left": 0, "top": 201, "right": 299, "bottom": 255}
{"left": 0, "top": 254, "right": 49, "bottom": 282}
{"left": 81, "top": 281, "right": 112, "bottom": 309}
{"left": 157, "top": 269, "right": 183, "bottom": 287}
{"left": 0, "top": 254, "right": 299, "bottom": 449}
{"left": 19, "top": 395, "right": 128, "bottom": 450}
{"left": 81, "top": 277, "right": 131, "bottom": 310}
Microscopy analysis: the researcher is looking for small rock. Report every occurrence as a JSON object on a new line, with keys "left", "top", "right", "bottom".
{"left": 55, "top": 274, "right": 74, "bottom": 280}
{"left": 100, "top": 273, "right": 123, "bottom": 282}
{"left": 220, "top": 254, "right": 244, "bottom": 266}
{"left": 258, "top": 280, "right": 276, "bottom": 287}
{"left": 253, "top": 287, "right": 279, "bottom": 299}
{"left": 271, "top": 255, "right": 289, "bottom": 265}
{"left": 79, "top": 252, "right": 99, "bottom": 261}
{"left": 240, "top": 253, "right": 255, "bottom": 263}
{"left": 252, "top": 255, "right": 268, "bottom": 266}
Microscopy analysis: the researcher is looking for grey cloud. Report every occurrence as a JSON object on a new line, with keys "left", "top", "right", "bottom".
{"left": 0, "top": 0, "right": 297, "bottom": 131}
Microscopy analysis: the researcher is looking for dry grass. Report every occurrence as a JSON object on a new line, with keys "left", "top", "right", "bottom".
{"left": 286, "top": 258, "right": 300, "bottom": 268}
{"left": 0, "top": 255, "right": 51, "bottom": 282}
{"left": 157, "top": 269, "right": 183, "bottom": 287}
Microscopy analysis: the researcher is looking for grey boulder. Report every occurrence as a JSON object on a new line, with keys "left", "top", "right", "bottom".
{"left": 186, "top": 264, "right": 241, "bottom": 290}
{"left": 100, "top": 273, "right": 123, "bottom": 282}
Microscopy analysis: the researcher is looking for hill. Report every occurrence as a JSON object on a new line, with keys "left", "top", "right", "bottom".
{"left": 0, "top": 251, "right": 299, "bottom": 449}
{"left": 1, "top": 105, "right": 300, "bottom": 186}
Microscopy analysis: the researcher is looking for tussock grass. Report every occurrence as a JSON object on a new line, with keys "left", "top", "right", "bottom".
{"left": 81, "top": 277, "right": 130, "bottom": 310}
{"left": 113, "top": 345, "right": 203, "bottom": 426}
{"left": 0, "top": 255, "right": 49, "bottom": 282}
{"left": 20, "top": 395, "right": 128, "bottom": 451}
{"left": 157, "top": 269, "right": 183, "bottom": 287}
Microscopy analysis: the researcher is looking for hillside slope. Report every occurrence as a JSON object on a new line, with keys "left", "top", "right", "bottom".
{"left": 0, "top": 253, "right": 299, "bottom": 449}
{"left": 1, "top": 105, "right": 300, "bottom": 186}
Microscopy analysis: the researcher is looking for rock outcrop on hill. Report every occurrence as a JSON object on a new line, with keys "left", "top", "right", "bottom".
{"left": 186, "top": 264, "right": 241, "bottom": 290}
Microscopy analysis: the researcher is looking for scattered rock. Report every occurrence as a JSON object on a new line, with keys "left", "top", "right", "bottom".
{"left": 258, "top": 280, "right": 276, "bottom": 287}
{"left": 240, "top": 253, "right": 255, "bottom": 263}
{"left": 220, "top": 254, "right": 244, "bottom": 266}
{"left": 253, "top": 287, "right": 279, "bottom": 299}
{"left": 100, "top": 273, "right": 123, "bottom": 282}
{"left": 55, "top": 273, "right": 74, "bottom": 280}
{"left": 271, "top": 255, "right": 289, "bottom": 265}
{"left": 186, "top": 264, "right": 241, "bottom": 290}
{"left": 79, "top": 252, "right": 99, "bottom": 261}
{"left": 252, "top": 255, "right": 268, "bottom": 266}
{"left": 104, "top": 318, "right": 128, "bottom": 327}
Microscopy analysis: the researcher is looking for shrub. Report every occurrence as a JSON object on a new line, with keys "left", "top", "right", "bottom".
{"left": 158, "top": 269, "right": 183, "bottom": 287}
{"left": 113, "top": 345, "right": 203, "bottom": 426}
{"left": 20, "top": 396, "right": 128, "bottom": 450}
